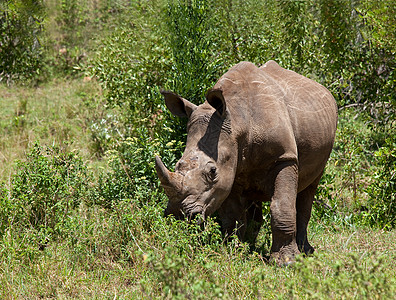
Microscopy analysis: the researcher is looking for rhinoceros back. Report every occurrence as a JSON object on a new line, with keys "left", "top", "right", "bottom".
{"left": 214, "top": 61, "right": 338, "bottom": 192}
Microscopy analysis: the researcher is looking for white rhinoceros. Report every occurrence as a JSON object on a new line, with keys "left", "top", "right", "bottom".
{"left": 155, "top": 61, "right": 338, "bottom": 264}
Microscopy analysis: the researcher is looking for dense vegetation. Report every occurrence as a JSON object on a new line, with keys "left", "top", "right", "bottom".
{"left": 0, "top": 0, "right": 395, "bottom": 298}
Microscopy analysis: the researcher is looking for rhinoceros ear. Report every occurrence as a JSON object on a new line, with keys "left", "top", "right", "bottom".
{"left": 206, "top": 88, "right": 226, "bottom": 118}
{"left": 161, "top": 90, "right": 197, "bottom": 118}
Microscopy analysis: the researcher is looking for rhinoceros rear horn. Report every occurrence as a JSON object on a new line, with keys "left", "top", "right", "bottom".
{"left": 155, "top": 156, "right": 183, "bottom": 200}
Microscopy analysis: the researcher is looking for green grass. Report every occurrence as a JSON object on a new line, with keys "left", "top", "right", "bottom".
{"left": 0, "top": 78, "right": 105, "bottom": 181}
{"left": 1, "top": 213, "right": 395, "bottom": 299}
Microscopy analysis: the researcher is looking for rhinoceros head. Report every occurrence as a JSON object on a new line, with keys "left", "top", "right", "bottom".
{"left": 156, "top": 89, "right": 237, "bottom": 220}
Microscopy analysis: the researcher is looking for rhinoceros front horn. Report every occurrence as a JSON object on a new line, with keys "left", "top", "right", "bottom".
{"left": 155, "top": 156, "right": 183, "bottom": 201}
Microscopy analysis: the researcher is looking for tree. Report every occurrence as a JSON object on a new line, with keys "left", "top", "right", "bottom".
{"left": 0, "top": 0, "right": 45, "bottom": 83}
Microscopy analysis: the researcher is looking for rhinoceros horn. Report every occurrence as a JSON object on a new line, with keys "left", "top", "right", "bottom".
{"left": 155, "top": 156, "right": 183, "bottom": 201}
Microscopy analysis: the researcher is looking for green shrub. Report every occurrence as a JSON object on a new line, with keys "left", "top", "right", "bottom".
{"left": 313, "top": 111, "right": 396, "bottom": 229}
{"left": 136, "top": 212, "right": 227, "bottom": 299}
{"left": 56, "top": 190, "right": 228, "bottom": 298}
{"left": 92, "top": 126, "right": 185, "bottom": 209}
{"left": 0, "top": 143, "right": 91, "bottom": 238}
{"left": 165, "top": 0, "right": 221, "bottom": 101}
{"left": 90, "top": 2, "right": 171, "bottom": 115}
{"left": 363, "top": 134, "right": 396, "bottom": 229}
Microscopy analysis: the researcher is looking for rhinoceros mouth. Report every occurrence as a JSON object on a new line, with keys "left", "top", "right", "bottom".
{"left": 164, "top": 203, "right": 205, "bottom": 223}
{"left": 182, "top": 200, "right": 204, "bottom": 217}
{"left": 163, "top": 194, "right": 205, "bottom": 220}
{"left": 179, "top": 194, "right": 208, "bottom": 220}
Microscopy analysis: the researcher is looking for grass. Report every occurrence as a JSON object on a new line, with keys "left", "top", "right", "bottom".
{"left": 0, "top": 80, "right": 395, "bottom": 299}
{"left": 0, "top": 78, "right": 104, "bottom": 181}
{"left": 1, "top": 217, "right": 395, "bottom": 299}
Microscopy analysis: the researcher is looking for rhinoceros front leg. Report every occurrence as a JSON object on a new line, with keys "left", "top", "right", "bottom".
{"left": 270, "top": 162, "right": 300, "bottom": 265}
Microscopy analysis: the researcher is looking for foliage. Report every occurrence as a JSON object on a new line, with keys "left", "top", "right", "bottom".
{"left": 360, "top": 0, "right": 396, "bottom": 54}
{"left": 0, "top": 143, "right": 91, "bottom": 239}
{"left": 277, "top": 0, "right": 311, "bottom": 70}
{"left": 90, "top": 25, "right": 171, "bottom": 126}
{"left": 165, "top": 0, "right": 221, "bottom": 102}
{"left": 0, "top": 0, "right": 45, "bottom": 83}
{"left": 0, "top": 0, "right": 140, "bottom": 83}
{"left": 363, "top": 134, "right": 396, "bottom": 229}
{"left": 357, "top": 0, "right": 396, "bottom": 124}
{"left": 44, "top": 0, "right": 134, "bottom": 78}
{"left": 92, "top": 128, "right": 184, "bottom": 209}
{"left": 311, "top": 109, "right": 396, "bottom": 231}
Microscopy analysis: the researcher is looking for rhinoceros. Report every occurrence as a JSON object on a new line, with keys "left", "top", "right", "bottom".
{"left": 155, "top": 61, "right": 337, "bottom": 264}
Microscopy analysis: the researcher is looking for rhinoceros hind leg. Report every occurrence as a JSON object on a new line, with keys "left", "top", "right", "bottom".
{"left": 296, "top": 173, "right": 322, "bottom": 255}
{"left": 270, "top": 162, "right": 300, "bottom": 265}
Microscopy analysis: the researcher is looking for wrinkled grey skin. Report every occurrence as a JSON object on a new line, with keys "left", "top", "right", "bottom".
{"left": 155, "top": 61, "right": 338, "bottom": 265}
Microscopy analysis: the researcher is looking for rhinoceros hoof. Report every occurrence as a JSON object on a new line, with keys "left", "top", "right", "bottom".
{"left": 270, "top": 253, "right": 295, "bottom": 267}
{"left": 270, "top": 245, "right": 301, "bottom": 267}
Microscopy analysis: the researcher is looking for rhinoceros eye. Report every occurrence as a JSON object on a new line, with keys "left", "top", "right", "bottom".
{"left": 204, "top": 164, "right": 217, "bottom": 183}
{"left": 210, "top": 166, "right": 217, "bottom": 175}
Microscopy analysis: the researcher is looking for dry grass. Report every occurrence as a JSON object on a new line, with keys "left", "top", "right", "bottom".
{"left": 0, "top": 79, "right": 103, "bottom": 181}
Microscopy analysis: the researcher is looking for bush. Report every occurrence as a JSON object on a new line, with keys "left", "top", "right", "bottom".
{"left": 165, "top": 0, "right": 221, "bottom": 101}
{"left": 363, "top": 134, "right": 396, "bottom": 229}
{"left": 92, "top": 126, "right": 185, "bottom": 209}
{"left": 90, "top": 2, "right": 171, "bottom": 119}
{"left": 0, "top": 143, "right": 91, "bottom": 239}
